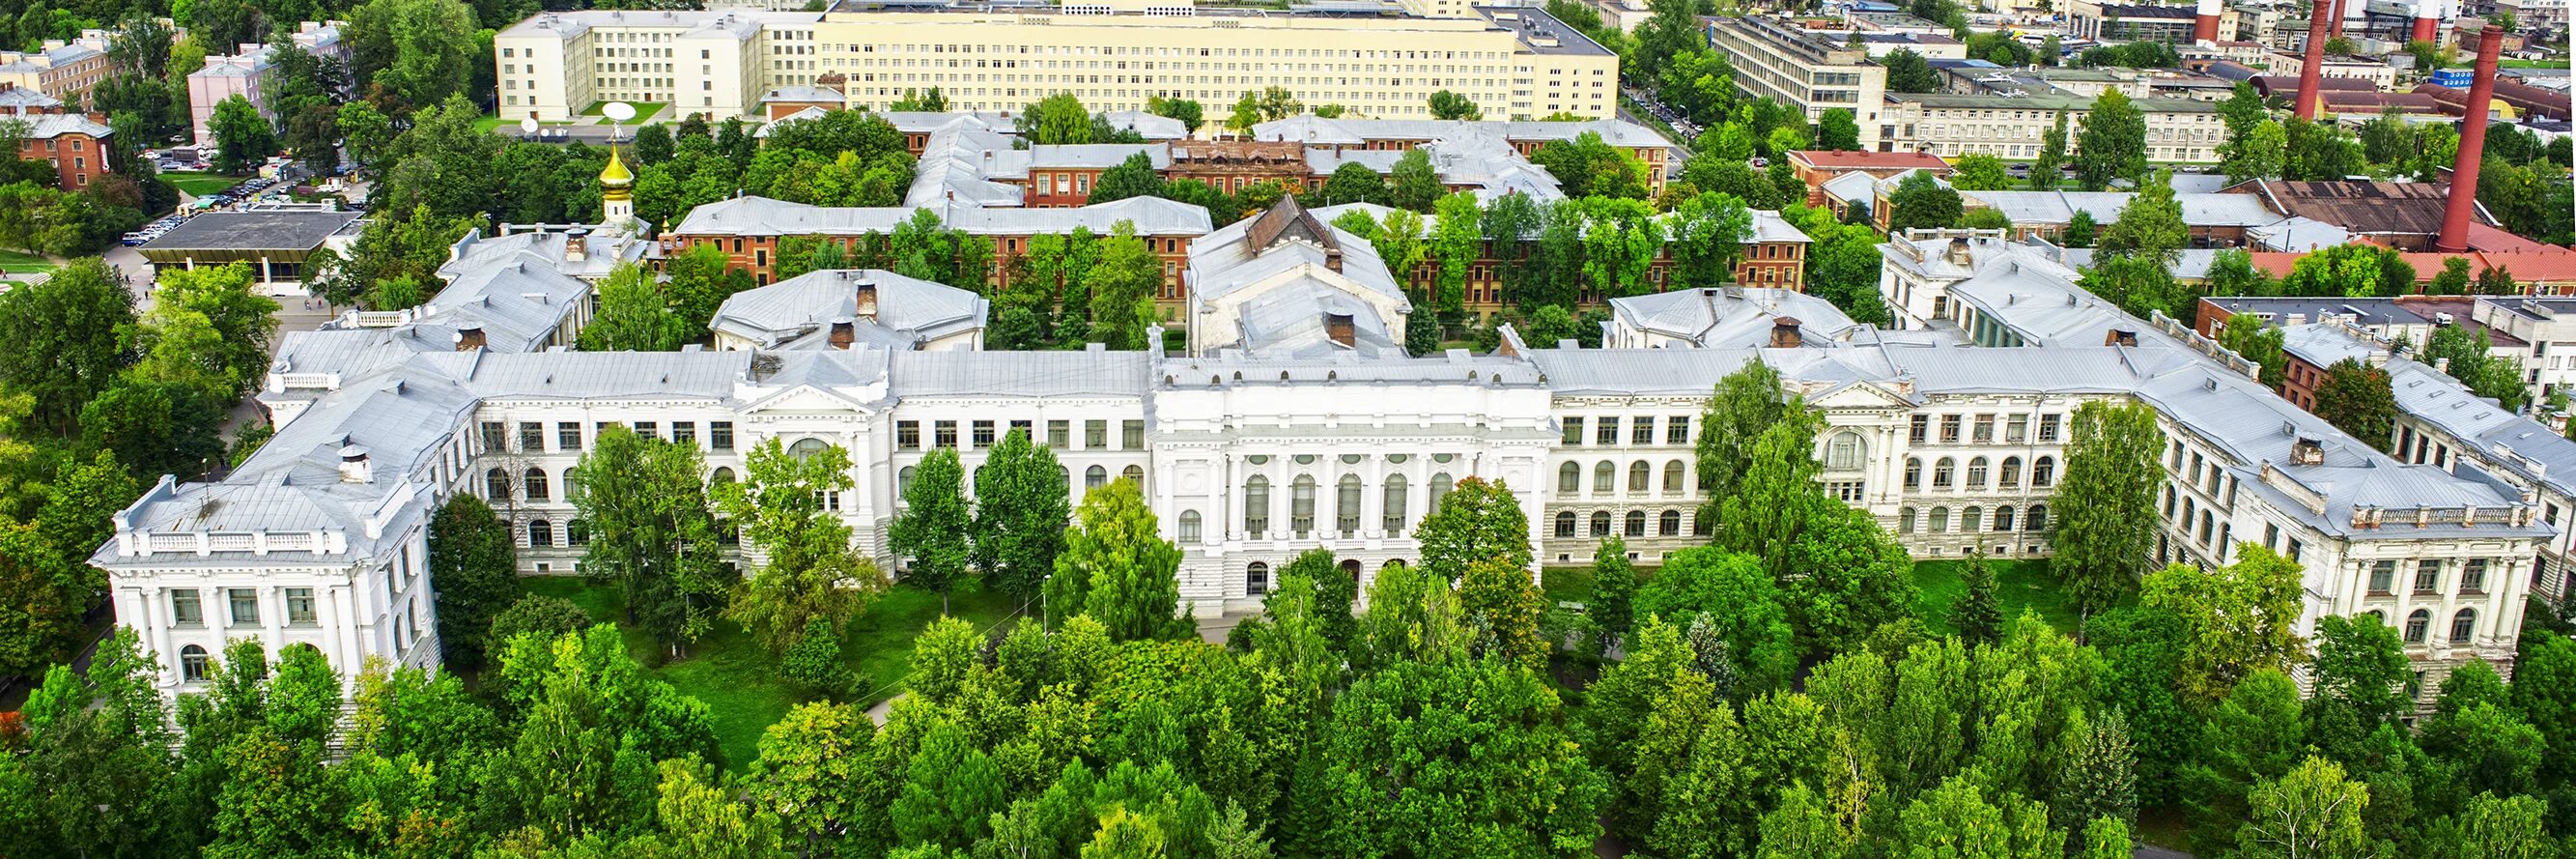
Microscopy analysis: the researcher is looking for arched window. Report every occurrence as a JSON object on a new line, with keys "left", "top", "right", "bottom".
{"left": 789, "top": 438, "right": 831, "bottom": 460}
{"left": 1998, "top": 456, "right": 2022, "bottom": 488}
{"left": 1930, "top": 506, "right": 1950, "bottom": 532}
{"left": 2362, "top": 610, "right": 2386, "bottom": 626}
{"left": 1899, "top": 507, "right": 1917, "bottom": 533}
{"left": 524, "top": 468, "right": 551, "bottom": 501}
{"left": 1906, "top": 457, "right": 1923, "bottom": 489}
{"left": 1337, "top": 474, "right": 1363, "bottom": 534}
{"left": 1122, "top": 465, "right": 1145, "bottom": 486}
{"left": 1826, "top": 431, "right": 1866, "bottom": 470}
{"left": 1995, "top": 506, "right": 2015, "bottom": 531}
{"left": 1554, "top": 511, "right": 1577, "bottom": 537}
{"left": 1340, "top": 559, "right": 1364, "bottom": 584}
{"left": 1933, "top": 457, "right": 1955, "bottom": 489}
{"left": 2032, "top": 456, "right": 2055, "bottom": 487}
{"left": 182, "top": 644, "right": 210, "bottom": 682}
{"left": 1429, "top": 472, "right": 1454, "bottom": 510}
{"left": 1963, "top": 506, "right": 1983, "bottom": 532}
{"left": 1244, "top": 475, "right": 1270, "bottom": 535}
{"left": 1590, "top": 511, "right": 1612, "bottom": 536}
{"left": 1594, "top": 461, "right": 1615, "bottom": 494}
{"left": 2197, "top": 510, "right": 2215, "bottom": 544}
{"left": 1663, "top": 460, "right": 1686, "bottom": 494}
{"left": 1290, "top": 475, "right": 1316, "bottom": 533}
{"left": 568, "top": 519, "right": 589, "bottom": 545}
{"left": 1086, "top": 465, "right": 1108, "bottom": 490}
{"left": 1625, "top": 510, "right": 1647, "bottom": 536}
{"left": 1966, "top": 457, "right": 1988, "bottom": 490}
{"left": 528, "top": 518, "right": 553, "bottom": 547}
{"left": 1628, "top": 461, "right": 1651, "bottom": 495}
{"left": 2450, "top": 609, "right": 2477, "bottom": 643}
{"left": 1659, "top": 509, "right": 1683, "bottom": 535}
{"left": 2026, "top": 504, "right": 2048, "bottom": 530}
{"left": 1247, "top": 562, "right": 1269, "bottom": 594}
{"left": 898, "top": 466, "right": 917, "bottom": 498}
{"left": 710, "top": 467, "right": 737, "bottom": 485}
{"left": 1558, "top": 462, "right": 1581, "bottom": 497}
{"left": 2404, "top": 609, "right": 2431, "bottom": 644}
{"left": 1382, "top": 474, "right": 1409, "bottom": 534}
{"left": 486, "top": 468, "right": 511, "bottom": 500}
{"left": 1178, "top": 510, "right": 1202, "bottom": 542}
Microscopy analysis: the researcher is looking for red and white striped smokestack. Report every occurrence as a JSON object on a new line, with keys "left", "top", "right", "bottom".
{"left": 2296, "top": 0, "right": 2334, "bottom": 120}
{"left": 2329, "top": 0, "right": 2349, "bottom": 37}
{"left": 2194, "top": 0, "right": 2222, "bottom": 42}
{"left": 2411, "top": 0, "right": 2440, "bottom": 43}
{"left": 2436, "top": 25, "right": 2505, "bottom": 253}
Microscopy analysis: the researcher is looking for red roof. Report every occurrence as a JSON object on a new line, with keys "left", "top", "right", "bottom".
{"left": 1790, "top": 151, "right": 1951, "bottom": 170}
{"left": 2242, "top": 247, "right": 2576, "bottom": 285}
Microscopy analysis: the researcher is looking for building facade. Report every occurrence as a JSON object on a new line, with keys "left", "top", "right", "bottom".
{"left": 184, "top": 22, "right": 352, "bottom": 148}
{"left": 1881, "top": 93, "right": 2227, "bottom": 163}
{"left": 1701, "top": 16, "right": 1890, "bottom": 152}
{"left": 0, "top": 35, "right": 110, "bottom": 107}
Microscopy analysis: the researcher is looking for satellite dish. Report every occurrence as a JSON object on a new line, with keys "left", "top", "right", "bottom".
{"left": 602, "top": 101, "right": 637, "bottom": 124}
{"left": 520, "top": 117, "right": 539, "bottom": 136}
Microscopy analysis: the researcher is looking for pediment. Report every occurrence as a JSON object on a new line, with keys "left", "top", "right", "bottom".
{"left": 742, "top": 384, "right": 876, "bottom": 415}
{"left": 1806, "top": 380, "right": 1915, "bottom": 411}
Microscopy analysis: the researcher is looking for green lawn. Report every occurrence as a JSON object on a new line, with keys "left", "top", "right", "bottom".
{"left": 521, "top": 577, "right": 1019, "bottom": 769}
{"left": 161, "top": 171, "right": 238, "bottom": 197}
{"left": 0, "top": 249, "right": 53, "bottom": 273}
{"left": 580, "top": 100, "right": 668, "bottom": 125}
{"left": 2499, "top": 59, "right": 2571, "bottom": 69}
{"left": 1911, "top": 557, "right": 2082, "bottom": 635}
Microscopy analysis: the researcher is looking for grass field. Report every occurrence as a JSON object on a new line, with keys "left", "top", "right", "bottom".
{"left": 522, "top": 577, "right": 1018, "bottom": 769}
{"left": 161, "top": 171, "right": 238, "bottom": 197}
{"left": 0, "top": 249, "right": 54, "bottom": 273}
{"left": 2499, "top": 59, "right": 2571, "bottom": 69}
{"left": 580, "top": 100, "right": 668, "bottom": 125}
{"left": 1911, "top": 557, "right": 2083, "bottom": 635}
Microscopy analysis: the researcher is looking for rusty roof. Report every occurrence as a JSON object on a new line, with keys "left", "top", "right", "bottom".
{"left": 2250, "top": 180, "right": 2493, "bottom": 237}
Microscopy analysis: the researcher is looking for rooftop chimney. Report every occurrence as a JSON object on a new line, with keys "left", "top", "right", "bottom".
{"left": 2194, "top": 0, "right": 2221, "bottom": 42}
{"left": 2412, "top": 0, "right": 2440, "bottom": 42}
{"left": 2296, "top": 0, "right": 2333, "bottom": 121}
{"left": 2436, "top": 25, "right": 2504, "bottom": 253}
{"left": 338, "top": 444, "right": 372, "bottom": 483}
{"left": 1769, "top": 317, "right": 1804, "bottom": 349}
{"left": 564, "top": 227, "right": 589, "bottom": 262}
{"left": 2106, "top": 329, "right": 2139, "bottom": 346}
{"left": 2291, "top": 435, "right": 2325, "bottom": 465}
{"left": 454, "top": 327, "right": 486, "bottom": 352}
{"left": 828, "top": 317, "right": 857, "bottom": 350}
{"left": 1324, "top": 311, "right": 1356, "bottom": 348}
{"left": 1324, "top": 246, "right": 1343, "bottom": 272}
{"left": 854, "top": 280, "right": 880, "bottom": 320}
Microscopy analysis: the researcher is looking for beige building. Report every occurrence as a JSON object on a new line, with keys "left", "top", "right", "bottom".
{"left": 2267, "top": 51, "right": 2400, "bottom": 88}
{"left": 1882, "top": 92, "right": 2227, "bottom": 163}
{"left": 496, "top": 3, "right": 1617, "bottom": 124}
{"left": 1703, "top": 16, "right": 1889, "bottom": 151}
{"left": 0, "top": 34, "right": 112, "bottom": 108}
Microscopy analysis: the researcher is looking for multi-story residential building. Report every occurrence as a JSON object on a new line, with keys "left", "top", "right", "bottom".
{"left": 495, "top": 3, "right": 1619, "bottom": 124}
{"left": 0, "top": 34, "right": 111, "bottom": 108}
{"left": 1701, "top": 16, "right": 1889, "bottom": 151}
{"left": 0, "top": 102, "right": 113, "bottom": 189}
{"left": 184, "top": 22, "right": 352, "bottom": 148}
{"left": 1880, "top": 93, "right": 2228, "bottom": 163}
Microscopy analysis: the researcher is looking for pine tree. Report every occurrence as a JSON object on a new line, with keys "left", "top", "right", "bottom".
{"left": 1590, "top": 536, "right": 1636, "bottom": 656}
{"left": 1954, "top": 549, "right": 2003, "bottom": 646}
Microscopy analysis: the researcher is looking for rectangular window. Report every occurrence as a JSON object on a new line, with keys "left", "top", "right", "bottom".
{"left": 2039, "top": 414, "right": 2062, "bottom": 443}
{"left": 973, "top": 420, "right": 996, "bottom": 448}
{"left": 1971, "top": 415, "right": 1995, "bottom": 444}
{"left": 285, "top": 587, "right": 317, "bottom": 625}
{"left": 710, "top": 421, "right": 734, "bottom": 451}
{"left": 171, "top": 588, "right": 202, "bottom": 625}
{"left": 897, "top": 420, "right": 921, "bottom": 449}
{"left": 1667, "top": 416, "right": 1690, "bottom": 444}
{"left": 519, "top": 422, "right": 545, "bottom": 452}
{"left": 2462, "top": 558, "right": 2488, "bottom": 593}
{"left": 670, "top": 421, "right": 696, "bottom": 447}
{"left": 2369, "top": 559, "right": 2396, "bottom": 593}
{"left": 1597, "top": 417, "right": 1619, "bottom": 445}
{"left": 481, "top": 421, "right": 506, "bottom": 451}
{"left": 227, "top": 588, "right": 260, "bottom": 626}
{"left": 1122, "top": 419, "right": 1145, "bottom": 450}
{"left": 558, "top": 421, "right": 583, "bottom": 450}
{"left": 2005, "top": 415, "right": 2028, "bottom": 444}
{"left": 2414, "top": 559, "right": 2442, "bottom": 593}
{"left": 1939, "top": 415, "right": 1962, "bottom": 444}
{"left": 1562, "top": 416, "right": 1584, "bottom": 445}
{"left": 1631, "top": 417, "right": 1656, "bottom": 444}
{"left": 934, "top": 420, "right": 958, "bottom": 448}
{"left": 1086, "top": 419, "right": 1109, "bottom": 449}
{"left": 634, "top": 421, "right": 657, "bottom": 440}
{"left": 1048, "top": 419, "right": 1070, "bottom": 448}
{"left": 1910, "top": 415, "right": 1930, "bottom": 443}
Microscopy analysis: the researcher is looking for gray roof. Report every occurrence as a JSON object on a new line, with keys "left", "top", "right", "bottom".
{"left": 1956, "top": 188, "right": 2278, "bottom": 228}
{"left": 141, "top": 210, "right": 362, "bottom": 251}
{"left": 0, "top": 88, "right": 60, "bottom": 110}
{"left": 497, "top": 9, "right": 819, "bottom": 39}
{"left": 2282, "top": 323, "right": 2576, "bottom": 499}
{"left": 671, "top": 194, "right": 1212, "bottom": 238}
{"left": 1233, "top": 280, "right": 1402, "bottom": 358}
{"left": 711, "top": 269, "right": 987, "bottom": 351}
{"left": 1098, "top": 110, "right": 1189, "bottom": 140}
{"left": 1029, "top": 143, "right": 1167, "bottom": 170}
{"left": 1608, "top": 287, "right": 1858, "bottom": 348}
{"left": 1251, "top": 116, "right": 1669, "bottom": 150}
{"left": 889, "top": 348, "right": 1150, "bottom": 398}
{"left": 13, "top": 113, "right": 111, "bottom": 140}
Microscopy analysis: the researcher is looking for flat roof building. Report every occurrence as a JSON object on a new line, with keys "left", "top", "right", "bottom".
{"left": 1701, "top": 16, "right": 1889, "bottom": 151}
{"left": 1881, "top": 92, "right": 2227, "bottom": 164}
{"left": 137, "top": 209, "right": 366, "bottom": 291}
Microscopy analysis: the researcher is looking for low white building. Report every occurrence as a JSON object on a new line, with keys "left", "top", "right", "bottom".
{"left": 710, "top": 269, "right": 988, "bottom": 352}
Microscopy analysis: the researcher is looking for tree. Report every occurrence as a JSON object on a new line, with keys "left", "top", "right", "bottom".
{"left": 79, "top": 378, "right": 223, "bottom": 482}
{"left": 892, "top": 447, "right": 974, "bottom": 612}
{"left": 1532, "top": 131, "right": 1650, "bottom": 200}
{"left": 1385, "top": 150, "right": 1444, "bottom": 213}
{"left": 1949, "top": 154, "right": 2013, "bottom": 190}
{"left": 1636, "top": 548, "right": 1799, "bottom": 694}
{"left": 2054, "top": 708, "right": 2139, "bottom": 842}
{"left": 2027, "top": 110, "right": 2070, "bottom": 190}
{"left": 1146, "top": 96, "right": 1204, "bottom": 133}
{"left": 2426, "top": 256, "right": 2474, "bottom": 296}
{"left": 1051, "top": 479, "right": 1186, "bottom": 641}
{"left": 0, "top": 520, "right": 92, "bottom": 679}
{"left": 1226, "top": 86, "right": 1300, "bottom": 133}
{"left": 717, "top": 438, "right": 886, "bottom": 653}
{"left": 1713, "top": 407, "right": 1826, "bottom": 573}
{"left": 346, "top": 0, "right": 479, "bottom": 109}
{"left": 427, "top": 495, "right": 520, "bottom": 671}
{"left": 973, "top": 428, "right": 1070, "bottom": 611}
{"left": 2142, "top": 544, "right": 2307, "bottom": 702}
{"left": 748, "top": 701, "right": 874, "bottom": 857}
{"left": 2283, "top": 117, "right": 2364, "bottom": 183}
{"left": 2312, "top": 358, "right": 2398, "bottom": 451}
{"left": 144, "top": 263, "right": 279, "bottom": 404}
{"left": 2424, "top": 323, "right": 2532, "bottom": 412}
{"left": 2215, "top": 313, "right": 2289, "bottom": 389}
{"left": 578, "top": 263, "right": 690, "bottom": 351}
{"left": 1019, "top": 93, "right": 1098, "bottom": 145}
{"left": 891, "top": 87, "right": 948, "bottom": 111}
{"left": 2222, "top": 119, "right": 2287, "bottom": 185}
{"left": 1412, "top": 476, "right": 1529, "bottom": 584}
{"left": 1664, "top": 191, "right": 1753, "bottom": 291}
{"left": 1817, "top": 109, "right": 1860, "bottom": 152}
{"left": 1316, "top": 161, "right": 1387, "bottom": 207}
{"left": 1954, "top": 549, "right": 2003, "bottom": 645}
{"left": 336, "top": 100, "right": 393, "bottom": 168}
{"left": 1086, "top": 222, "right": 1161, "bottom": 351}
{"left": 1087, "top": 152, "right": 1165, "bottom": 205}
{"left": 1885, "top": 171, "right": 1964, "bottom": 233}
{"left": 208, "top": 94, "right": 274, "bottom": 175}
{"left": 488, "top": 593, "right": 592, "bottom": 644}
{"left": 1882, "top": 47, "right": 1939, "bottom": 93}
{"left": 0, "top": 258, "right": 135, "bottom": 436}
{"left": 1590, "top": 536, "right": 1636, "bottom": 654}
{"left": 2076, "top": 90, "right": 2147, "bottom": 189}
{"left": 2234, "top": 758, "right": 2371, "bottom": 859}
{"left": 1458, "top": 554, "right": 1549, "bottom": 672}
{"left": 2304, "top": 615, "right": 2410, "bottom": 744}
{"left": 2510, "top": 634, "right": 2576, "bottom": 785}
{"left": 1695, "top": 359, "right": 1789, "bottom": 523}
{"left": 2049, "top": 400, "right": 2162, "bottom": 617}
{"left": 573, "top": 426, "right": 731, "bottom": 654}
{"left": 1427, "top": 90, "right": 1482, "bottom": 121}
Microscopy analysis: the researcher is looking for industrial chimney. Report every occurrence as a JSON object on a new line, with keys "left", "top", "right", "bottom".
{"left": 2295, "top": 0, "right": 2334, "bottom": 121}
{"left": 2194, "top": 0, "right": 2221, "bottom": 42}
{"left": 2412, "top": 0, "right": 2440, "bottom": 42}
{"left": 2436, "top": 25, "right": 2505, "bottom": 253}
{"left": 2329, "top": 0, "right": 2348, "bottom": 37}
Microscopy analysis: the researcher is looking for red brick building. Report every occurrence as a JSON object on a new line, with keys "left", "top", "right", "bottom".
{"left": 1788, "top": 150, "right": 1952, "bottom": 207}
{"left": 0, "top": 88, "right": 113, "bottom": 190}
